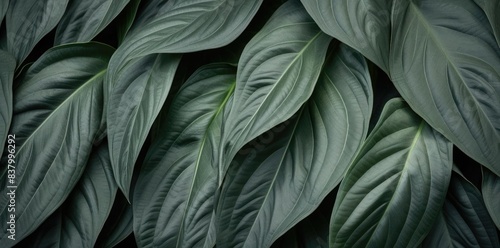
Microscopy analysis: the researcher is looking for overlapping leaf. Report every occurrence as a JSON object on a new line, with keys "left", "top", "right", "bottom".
{"left": 330, "top": 98, "right": 453, "bottom": 247}
{"left": 222, "top": 0, "right": 333, "bottom": 174}
{"left": 389, "top": 0, "right": 500, "bottom": 176}
{"left": 0, "top": 43, "right": 114, "bottom": 245}
{"left": 107, "top": 0, "right": 263, "bottom": 198}
{"left": 55, "top": 0, "right": 129, "bottom": 44}
{"left": 300, "top": 0, "right": 392, "bottom": 73}
{"left": 107, "top": 54, "right": 181, "bottom": 198}
{"left": 472, "top": 0, "right": 500, "bottom": 45}
{"left": 482, "top": 168, "right": 500, "bottom": 230}
{"left": 133, "top": 64, "right": 236, "bottom": 248}
{"left": 216, "top": 44, "right": 372, "bottom": 248}
{"left": 0, "top": 50, "right": 15, "bottom": 157}
{"left": 422, "top": 172, "right": 500, "bottom": 247}
{"left": 16, "top": 142, "right": 117, "bottom": 248}
{"left": 4, "top": 0, "right": 68, "bottom": 64}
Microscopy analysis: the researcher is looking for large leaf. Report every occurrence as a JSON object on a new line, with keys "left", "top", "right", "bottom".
{"left": 330, "top": 98, "right": 453, "bottom": 248}
{"left": 222, "top": 0, "right": 332, "bottom": 174}
{"left": 15, "top": 141, "right": 117, "bottom": 248}
{"left": 422, "top": 172, "right": 500, "bottom": 247}
{"left": 0, "top": 50, "right": 15, "bottom": 157}
{"left": 0, "top": 42, "right": 114, "bottom": 245}
{"left": 107, "top": 54, "right": 180, "bottom": 198}
{"left": 216, "top": 44, "right": 372, "bottom": 248}
{"left": 389, "top": 0, "right": 500, "bottom": 176}
{"left": 4, "top": 0, "right": 68, "bottom": 64}
{"left": 133, "top": 63, "right": 236, "bottom": 248}
{"left": 482, "top": 167, "right": 500, "bottom": 230}
{"left": 300, "top": 0, "right": 391, "bottom": 73}
{"left": 54, "top": 0, "right": 129, "bottom": 44}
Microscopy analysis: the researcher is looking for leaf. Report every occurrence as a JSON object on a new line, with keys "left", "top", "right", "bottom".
{"left": 54, "top": 0, "right": 129, "bottom": 45}
{"left": 0, "top": 42, "right": 114, "bottom": 245}
{"left": 422, "top": 172, "right": 500, "bottom": 247}
{"left": 5, "top": 0, "right": 69, "bottom": 64}
{"left": 95, "top": 192, "right": 133, "bottom": 248}
{"left": 389, "top": 0, "right": 500, "bottom": 176}
{"left": 222, "top": 0, "right": 332, "bottom": 174}
{"left": 482, "top": 167, "right": 500, "bottom": 230}
{"left": 133, "top": 63, "right": 236, "bottom": 248}
{"left": 330, "top": 98, "right": 453, "bottom": 248}
{"left": 15, "top": 141, "right": 117, "bottom": 248}
{"left": 115, "top": 0, "right": 263, "bottom": 57}
{"left": 107, "top": 54, "right": 180, "bottom": 198}
{"left": 107, "top": 0, "right": 264, "bottom": 198}
{"left": 0, "top": 50, "right": 15, "bottom": 157}
{"left": 216, "top": 43, "right": 372, "bottom": 248}
{"left": 300, "top": 0, "right": 392, "bottom": 73}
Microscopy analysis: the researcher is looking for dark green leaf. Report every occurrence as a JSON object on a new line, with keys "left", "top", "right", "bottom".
{"left": 5, "top": 0, "right": 68, "bottom": 64}
{"left": 216, "top": 44, "right": 372, "bottom": 248}
{"left": 222, "top": 0, "right": 332, "bottom": 174}
{"left": 107, "top": 54, "right": 180, "bottom": 198}
{"left": 330, "top": 98, "right": 453, "bottom": 247}
{"left": 271, "top": 209, "right": 329, "bottom": 248}
{"left": 300, "top": 0, "right": 391, "bottom": 73}
{"left": 54, "top": 0, "right": 129, "bottom": 45}
{"left": 389, "top": 0, "right": 500, "bottom": 176}
{"left": 0, "top": 0, "right": 7, "bottom": 25}
{"left": 0, "top": 42, "right": 114, "bottom": 245}
{"left": 472, "top": 0, "right": 500, "bottom": 45}
{"left": 0, "top": 50, "right": 15, "bottom": 157}
{"left": 482, "top": 167, "right": 500, "bottom": 230}
{"left": 133, "top": 63, "right": 235, "bottom": 248}
{"left": 15, "top": 141, "right": 117, "bottom": 248}
{"left": 422, "top": 172, "right": 500, "bottom": 247}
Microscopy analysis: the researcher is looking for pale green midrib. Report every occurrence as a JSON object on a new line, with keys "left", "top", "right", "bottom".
{"left": 363, "top": 120, "right": 425, "bottom": 247}
{"left": 228, "top": 30, "right": 324, "bottom": 163}
{"left": 409, "top": 3, "right": 496, "bottom": 145}
{"left": 16, "top": 69, "right": 107, "bottom": 156}
{"left": 175, "top": 82, "right": 235, "bottom": 248}
{"left": 242, "top": 107, "right": 304, "bottom": 248}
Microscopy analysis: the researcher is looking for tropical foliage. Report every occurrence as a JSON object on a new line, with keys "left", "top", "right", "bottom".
{"left": 0, "top": 0, "right": 499, "bottom": 247}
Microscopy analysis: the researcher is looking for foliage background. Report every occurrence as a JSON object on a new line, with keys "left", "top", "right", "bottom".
{"left": 0, "top": 0, "right": 499, "bottom": 247}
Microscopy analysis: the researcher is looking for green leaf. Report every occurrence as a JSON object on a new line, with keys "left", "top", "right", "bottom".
{"left": 5, "top": 0, "right": 68, "bottom": 64}
{"left": 300, "top": 0, "right": 391, "bottom": 73}
{"left": 0, "top": 50, "right": 15, "bottom": 157}
{"left": 133, "top": 63, "right": 236, "bottom": 248}
{"left": 222, "top": 0, "right": 332, "bottom": 174}
{"left": 330, "top": 98, "right": 453, "bottom": 248}
{"left": 389, "top": 0, "right": 500, "bottom": 176}
{"left": 54, "top": 0, "right": 129, "bottom": 45}
{"left": 482, "top": 167, "right": 500, "bottom": 230}
{"left": 15, "top": 141, "right": 117, "bottom": 248}
{"left": 95, "top": 193, "right": 133, "bottom": 248}
{"left": 107, "top": 54, "right": 180, "bottom": 198}
{"left": 0, "top": 42, "right": 114, "bottom": 245}
{"left": 216, "top": 43, "right": 372, "bottom": 248}
{"left": 422, "top": 172, "right": 500, "bottom": 247}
